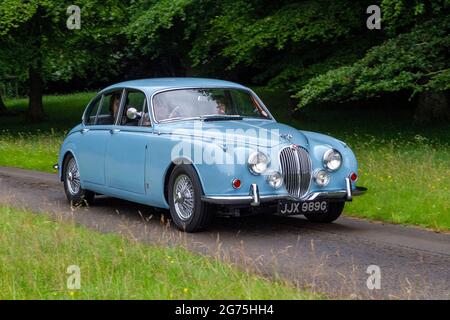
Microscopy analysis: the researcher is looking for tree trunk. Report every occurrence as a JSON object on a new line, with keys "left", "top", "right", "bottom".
{"left": 414, "top": 91, "right": 450, "bottom": 124}
{"left": 0, "top": 93, "right": 7, "bottom": 114}
{"left": 26, "top": 66, "right": 47, "bottom": 122}
{"left": 26, "top": 5, "right": 47, "bottom": 123}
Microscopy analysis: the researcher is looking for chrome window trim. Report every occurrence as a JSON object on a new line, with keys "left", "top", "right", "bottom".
{"left": 149, "top": 87, "right": 275, "bottom": 124}
{"left": 94, "top": 95, "right": 105, "bottom": 125}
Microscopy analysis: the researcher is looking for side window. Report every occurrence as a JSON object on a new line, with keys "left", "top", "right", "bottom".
{"left": 84, "top": 97, "right": 101, "bottom": 125}
{"left": 118, "top": 90, "right": 149, "bottom": 127}
{"left": 96, "top": 90, "right": 123, "bottom": 125}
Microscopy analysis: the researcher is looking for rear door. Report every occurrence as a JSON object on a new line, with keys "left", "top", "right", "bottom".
{"left": 77, "top": 90, "right": 123, "bottom": 186}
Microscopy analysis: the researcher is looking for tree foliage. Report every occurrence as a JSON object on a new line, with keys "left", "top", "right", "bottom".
{"left": 294, "top": 0, "right": 449, "bottom": 108}
{"left": 0, "top": 0, "right": 129, "bottom": 121}
{"left": 125, "top": 0, "right": 449, "bottom": 115}
{"left": 1, "top": 0, "right": 448, "bottom": 122}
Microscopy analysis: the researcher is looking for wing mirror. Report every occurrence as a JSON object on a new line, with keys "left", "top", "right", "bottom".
{"left": 126, "top": 107, "right": 142, "bottom": 120}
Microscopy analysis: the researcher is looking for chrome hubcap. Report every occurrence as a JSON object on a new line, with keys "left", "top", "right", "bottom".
{"left": 173, "top": 174, "right": 194, "bottom": 220}
{"left": 66, "top": 158, "right": 80, "bottom": 195}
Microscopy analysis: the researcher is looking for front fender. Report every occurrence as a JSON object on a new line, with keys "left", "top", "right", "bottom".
{"left": 301, "top": 130, "right": 358, "bottom": 191}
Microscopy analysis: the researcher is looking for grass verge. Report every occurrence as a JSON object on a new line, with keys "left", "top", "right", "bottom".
{"left": 0, "top": 205, "right": 317, "bottom": 299}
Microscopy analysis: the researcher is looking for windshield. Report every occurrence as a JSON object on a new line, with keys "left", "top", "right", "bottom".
{"left": 153, "top": 88, "right": 270, "bottom": 122}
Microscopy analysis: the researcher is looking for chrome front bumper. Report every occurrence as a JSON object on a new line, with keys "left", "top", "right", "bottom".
{"left": 202, "top": 178, "right": 367, "bottom": 206}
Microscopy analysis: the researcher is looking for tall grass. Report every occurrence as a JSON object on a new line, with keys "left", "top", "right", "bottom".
{"left": 0, "top": 131, "right": 62, "bottom": 172}
{"left": 345, "top": 134, "right": 450, "bottom": 230}
{"left": 0, "top": 206, "right": 317, "bottom": 299}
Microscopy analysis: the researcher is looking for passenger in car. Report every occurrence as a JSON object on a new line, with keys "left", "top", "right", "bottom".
{"left": 109, "top": 93, "right": 121, "bottom": 120}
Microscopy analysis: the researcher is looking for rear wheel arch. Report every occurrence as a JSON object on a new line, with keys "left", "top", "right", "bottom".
{"left": 62, "top": 152, "right": 95, "bottom": 206}
{"left": 61, "top": 151, "right": 74, "bottom": 182}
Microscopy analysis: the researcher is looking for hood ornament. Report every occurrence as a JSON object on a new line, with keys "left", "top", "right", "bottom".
{"left": 280, "top": 133, "right": 293, "bottom": 142}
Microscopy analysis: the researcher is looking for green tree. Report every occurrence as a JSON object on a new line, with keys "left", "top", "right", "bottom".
{"left": 126, "top": 0, "right": 448, "bottom": 122}
{"left": 125, "top": 0, "right": 221, "bottom": 76}
{"left": 0, "top": 0, "right": 129, "bottom": 122}
{"left": 294, "top": 0, "right": 449, "bottom": 122}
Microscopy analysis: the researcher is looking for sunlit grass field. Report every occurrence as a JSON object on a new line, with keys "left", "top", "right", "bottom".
{"left": 0, "top": 93, "right": 92, "bottom": 171}
{"left": 1, "top": 90, "right": 449, "bottom": 230}
{"left": 0, "top": 205, "right": 317, "bottom": 299}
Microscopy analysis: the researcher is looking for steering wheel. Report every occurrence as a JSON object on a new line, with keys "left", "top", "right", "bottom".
{"left": 168, "top": 106, "right": 182, "bottom": 119}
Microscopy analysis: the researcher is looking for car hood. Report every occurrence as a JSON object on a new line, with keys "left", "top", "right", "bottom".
{"left": 155, "top": 119, "right": 308, "bottom": 148}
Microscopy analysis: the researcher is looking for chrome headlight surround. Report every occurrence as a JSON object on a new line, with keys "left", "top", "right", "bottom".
{"left": 314, "top": 169, "right": 330, "bottom": 187}
{"left": 248, "top": 151, "right": 270, "bottom": 175}
{"left": 267, "top": 171, "right": 283, "bottom": 189}
{"left": 323, "top": 149, "right": 342, "bottom": 171}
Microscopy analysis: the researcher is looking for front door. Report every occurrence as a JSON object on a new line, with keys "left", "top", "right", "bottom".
{"left": 105, "top": 89, "right": 150, "bottom": 194}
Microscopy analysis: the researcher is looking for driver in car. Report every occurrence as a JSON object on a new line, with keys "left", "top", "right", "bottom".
{"left": 216, "top": 101, "right": 226, "bottom": 114}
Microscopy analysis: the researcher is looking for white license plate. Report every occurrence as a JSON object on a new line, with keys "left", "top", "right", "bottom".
{"left": 277, "top": 201, "right": 328, "bottom": 215}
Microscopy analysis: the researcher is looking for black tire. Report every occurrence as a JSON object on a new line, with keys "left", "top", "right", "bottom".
{"left": 168, "top": 164, "right": 212, "bottom": 232}
{"left": 304, "top": 202, "right": 344, "bottom": 223}
{"left": 63, "top": 154, "right": 95, "bottom": 206}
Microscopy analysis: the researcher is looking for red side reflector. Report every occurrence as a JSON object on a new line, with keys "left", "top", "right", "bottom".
{"left": 350, "top": 172, "right": 358, "bottom": 182}
{"left": 232, "top": 179, "right": 241, "bottom": 189}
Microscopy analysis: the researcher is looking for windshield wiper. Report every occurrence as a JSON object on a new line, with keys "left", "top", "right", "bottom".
{"left": 200, "top": 115, "right": 243, "bottom": 121}
{"left": 158, "top": 115, "right": 243, "bottom": 123}
{"left": 158, "top": 116, "right": 201, "bottom": 123}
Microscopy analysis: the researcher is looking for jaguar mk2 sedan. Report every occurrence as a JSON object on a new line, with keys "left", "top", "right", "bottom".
{"left": 57, "top": 78, "right": 366, "bottom": 232}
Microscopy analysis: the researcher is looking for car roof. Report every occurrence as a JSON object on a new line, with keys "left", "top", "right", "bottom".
{"left": 100, "top": 77, "right": 249, "bottom": 96}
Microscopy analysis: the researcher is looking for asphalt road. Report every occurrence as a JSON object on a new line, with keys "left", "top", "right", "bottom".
{"left": 0, "top": 166, "right": 449, "bottom": 299}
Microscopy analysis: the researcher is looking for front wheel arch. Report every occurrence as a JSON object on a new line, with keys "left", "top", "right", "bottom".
{"left": 163, "top": 159, "right": 204, "bottom": 205}
{"left": 167, "top": 164, "right": 212, "bottom": 232}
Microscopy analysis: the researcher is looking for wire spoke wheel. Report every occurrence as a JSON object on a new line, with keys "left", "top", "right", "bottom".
{"left": 173, "top": 174, "right": 195, "bottom": 220}
{"left": 66, "top": 157, "right": 81, "bottom": 196}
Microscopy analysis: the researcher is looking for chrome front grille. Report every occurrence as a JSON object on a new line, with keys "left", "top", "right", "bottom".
{"left": 279, "top": 145, "right": 312, "bottom": 198}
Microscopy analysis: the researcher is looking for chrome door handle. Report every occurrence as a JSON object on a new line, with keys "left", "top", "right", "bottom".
{"left": 109, "top": 129, "right": 121, "bottom": 134}
{"left": 80, "top": 128, "right": 90, "bottom": 134}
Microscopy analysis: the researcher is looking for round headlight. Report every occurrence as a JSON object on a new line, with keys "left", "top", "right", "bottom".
{"left": 248, "top": 151, "right": 270, "bottom": 175}
{"left": 267, "top": 171, "right": 283, "bottom": 189}
{"left": 323, "top": 149, "right": 342, "bottom": 171}
{"left": 314, "top": 169, "right": 330, "bottom": 187}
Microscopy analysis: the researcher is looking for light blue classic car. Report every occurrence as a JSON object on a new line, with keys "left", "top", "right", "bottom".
{"left": 57, "top": 78, "right": 366, "bottom": 232}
